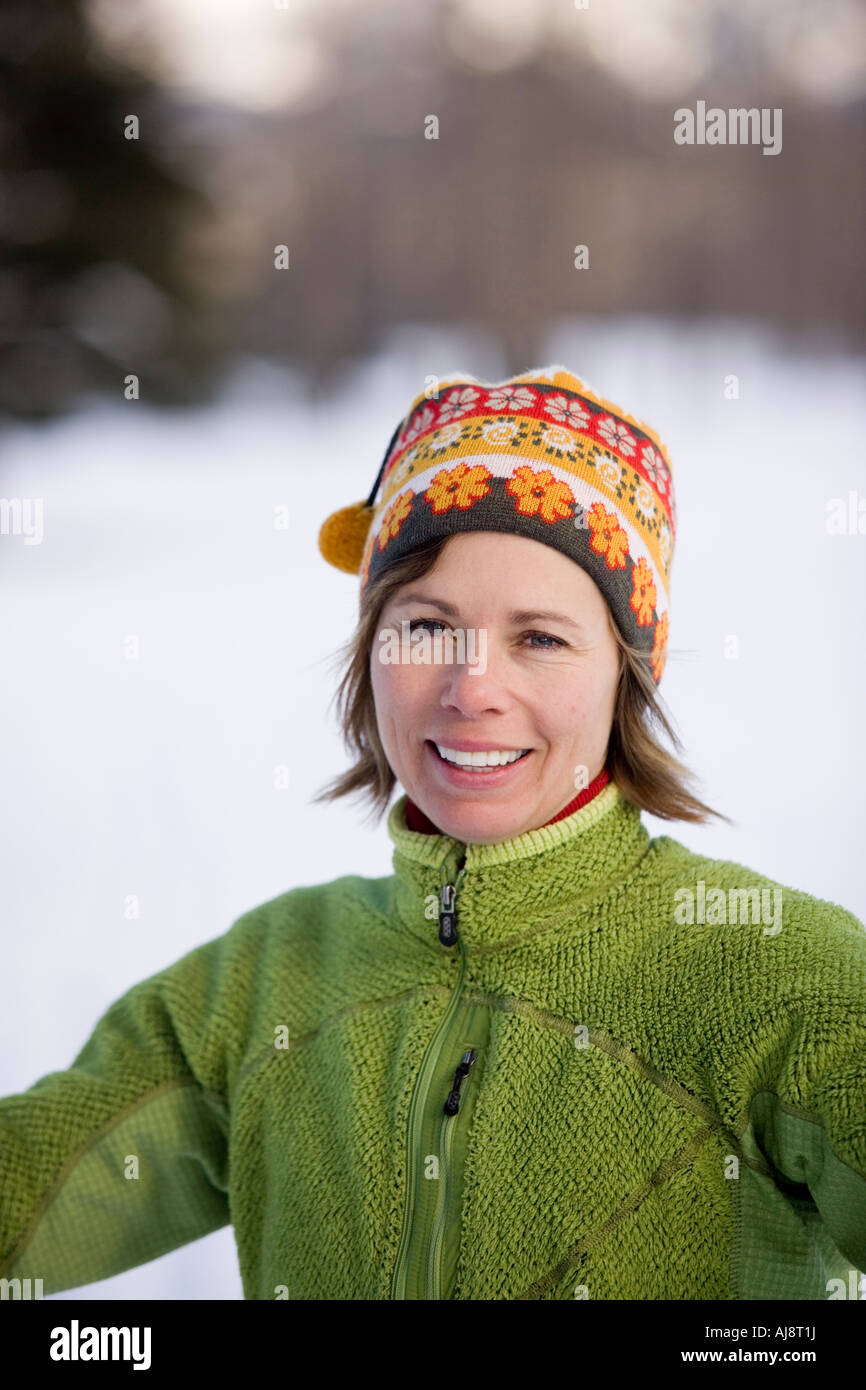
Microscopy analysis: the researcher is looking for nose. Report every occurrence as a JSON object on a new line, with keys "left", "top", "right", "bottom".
{"left": 437, "top": 632, "right": 510, "bottom": 716}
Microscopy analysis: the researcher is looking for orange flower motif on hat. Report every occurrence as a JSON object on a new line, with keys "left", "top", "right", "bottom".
{"left": 586, "top": 501, "right": 628, "bottom": 569}
{"left": 436, "top": 386, "right": 481, "bottom": 423}
{"left": 483, "top": 385, "right": 538, "bottom": 412}
{"left": 506, "top": 465, "right": 575, "bottom": 524}
{"left": 425, "top": 462, "right": 492, "bottom": 514}
{"left": 543, "top": 393, "right": 592, "bottom": 430}
{"left": 650, "top": 611, "right": 669, "bottom": 682}
{"left": 596, "top": 415, "right": 637, "bottom": 457}
{"left": 377, "top": 490, "right": 413, "bottom": 551}
{"left": 630, "top": 556, "right": 657, "bottom": 626}
{"left": 640, "top": 444, "right": 670, "bottom": 496}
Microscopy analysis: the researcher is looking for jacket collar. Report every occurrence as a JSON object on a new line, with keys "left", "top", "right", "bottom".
{"left": 386, "top": 778, "right": 652, "bottom": 951}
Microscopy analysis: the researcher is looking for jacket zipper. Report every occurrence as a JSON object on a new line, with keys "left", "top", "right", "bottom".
{"left": 427, "top": 1048, "right": 477, "bottom": 1297}
{"left": 391, "top": 851, "right": 468, "bottom": 1299}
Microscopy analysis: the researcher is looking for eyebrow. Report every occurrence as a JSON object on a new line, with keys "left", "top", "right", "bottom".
{"left": 391, "top": 593, "right": 590, "bottom": 633}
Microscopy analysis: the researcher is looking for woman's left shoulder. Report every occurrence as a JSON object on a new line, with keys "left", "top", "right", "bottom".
{"left": 645, "top": 830, "right": 866, "bottom": 976}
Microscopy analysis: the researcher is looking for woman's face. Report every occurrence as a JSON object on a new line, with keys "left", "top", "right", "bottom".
{"left": 369, "top": 531, "right": 621, "bottom": 843}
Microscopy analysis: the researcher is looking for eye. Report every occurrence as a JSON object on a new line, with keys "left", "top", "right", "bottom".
{"left": 406, "top": 620, "right": 568, "bottom": 649}
{"left": 525, "top": 630, "right": 568, "bottom": 649}
{"left": 408, "top": 618, "right": 449, "bottom": 635}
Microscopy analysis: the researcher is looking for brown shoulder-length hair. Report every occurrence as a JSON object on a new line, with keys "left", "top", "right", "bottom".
{"left": 311, "top": 536, "right": 731, "bottom": 828}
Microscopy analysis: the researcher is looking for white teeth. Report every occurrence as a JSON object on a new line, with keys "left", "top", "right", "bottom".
{"left": 434, "top": 744, "right": 527, "bottom": 768}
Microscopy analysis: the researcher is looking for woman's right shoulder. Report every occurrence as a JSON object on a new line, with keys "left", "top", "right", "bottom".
{"left": 143, "top": 874, "right": 398, "bottom": 1002}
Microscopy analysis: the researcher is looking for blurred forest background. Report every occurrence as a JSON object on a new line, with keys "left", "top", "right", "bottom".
{"left": 1, "top": 0, "right": 864, "bottom": 424}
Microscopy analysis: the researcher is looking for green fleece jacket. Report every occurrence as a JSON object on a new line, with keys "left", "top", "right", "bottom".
{"left": 2, "top": 780, "right": 866, "bottom": 1300}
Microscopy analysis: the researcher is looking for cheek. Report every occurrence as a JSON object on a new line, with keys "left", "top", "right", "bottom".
{"left": 543, "top": 674, "right": 609, "bottom": 740}
{"left": 371, "top": 656, "right": 429, "bottom": 722}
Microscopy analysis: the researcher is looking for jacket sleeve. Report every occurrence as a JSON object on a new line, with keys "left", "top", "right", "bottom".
{"left": 749, "top": 1002, "right": 866, "bottom": 1279}
{"left": 0, "top": 929, "right": 239, "bottom": 1296}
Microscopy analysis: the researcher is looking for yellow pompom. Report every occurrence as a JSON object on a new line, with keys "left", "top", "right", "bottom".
{"left": 318, "top": 501, "right": 373, "bottom": 575}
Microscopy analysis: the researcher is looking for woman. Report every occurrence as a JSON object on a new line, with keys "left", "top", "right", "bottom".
{"left": 2, "top": 366, "right": 864, "bottom": 1301}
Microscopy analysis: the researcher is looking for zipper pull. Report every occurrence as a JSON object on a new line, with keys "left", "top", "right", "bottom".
{"left": 443, "top": 1049, "right": 477, "bottom": 1116}
{"left": 439, "top": 882, "right": 458, "bottom": 947}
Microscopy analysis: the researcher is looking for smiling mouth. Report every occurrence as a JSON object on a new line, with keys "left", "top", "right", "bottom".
{"left": 426, "top": 740, "right": 533, "bottom": 772}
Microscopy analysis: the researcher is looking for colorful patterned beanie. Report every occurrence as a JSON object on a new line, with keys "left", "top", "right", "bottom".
{"left": 318, "top": 365, "right": 675, "bottom": 683}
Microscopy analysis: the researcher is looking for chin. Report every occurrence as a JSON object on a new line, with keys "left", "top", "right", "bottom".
{"left": 432, "top": 801, "right": 528, "bottom": 843}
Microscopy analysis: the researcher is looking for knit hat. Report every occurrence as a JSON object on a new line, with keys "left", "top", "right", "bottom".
{"left": 318, "top": 365, "right": 675, "bottom": 683}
